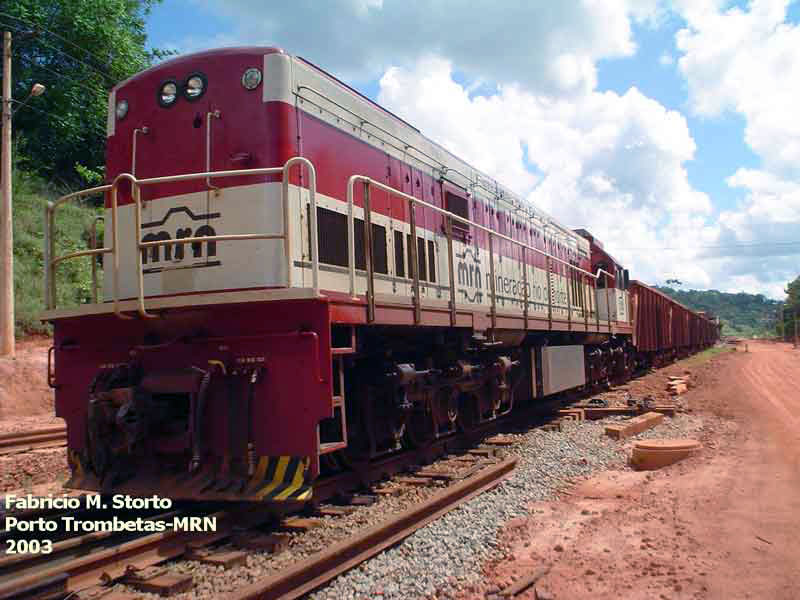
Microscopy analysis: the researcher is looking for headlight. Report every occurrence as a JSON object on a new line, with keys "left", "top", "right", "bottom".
{"left": 115, "top": 99, "right": 129, "bottom": 120}
{"left": 241, "top": 67, "right": 262, "bottom": 90}
{"left": 184, "top": 73, "right": 206, "bottom": 101}
{"left": 158, "top": 81, "right": 178, "bottom": 107}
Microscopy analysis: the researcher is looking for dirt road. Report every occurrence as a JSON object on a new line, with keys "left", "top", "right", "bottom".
{"left": 482, "top": 341, "right": 800, "bottom": 599}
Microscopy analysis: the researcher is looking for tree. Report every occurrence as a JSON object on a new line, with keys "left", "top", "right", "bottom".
{"left": 779, "top": 275, "right": 800, "bottom": 340}
{"left": 0, "top": 0, "right": 169, "bottom": 184}
{"left": 786, "top": 276, "right": 800, "bottom": 307}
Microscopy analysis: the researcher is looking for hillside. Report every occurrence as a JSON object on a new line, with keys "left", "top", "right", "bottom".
{"left": 654, "top": 286, "right": 780, "bottom": 338}
{"left": 14, "top": 169, "right": 101, "bottom": 335}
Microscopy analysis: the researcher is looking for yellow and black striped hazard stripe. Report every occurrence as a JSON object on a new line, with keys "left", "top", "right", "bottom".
{"left": 248, "top": 455, "right": 312, "bottom": 501}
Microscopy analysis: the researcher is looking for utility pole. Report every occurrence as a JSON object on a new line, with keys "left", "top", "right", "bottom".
{"left": 1, "top": 31, "right": 13, "bottom": 358}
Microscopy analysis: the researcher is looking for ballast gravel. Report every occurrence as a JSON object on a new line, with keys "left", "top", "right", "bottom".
{"left": 110, "top": 413, "right": 705, "bottom": 600}
{"left": 310, "top": 413, "right": 705, "bottom": 600}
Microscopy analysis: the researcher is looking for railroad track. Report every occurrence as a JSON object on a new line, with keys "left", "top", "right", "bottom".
{"left": 0, "top": 376, "right": 676, "bottom": 599}
{"left": 0, "top": 450, "right": 515, "bottom": 600}
{"left": 0, "top": 427, "right": 67, "bottom": 456}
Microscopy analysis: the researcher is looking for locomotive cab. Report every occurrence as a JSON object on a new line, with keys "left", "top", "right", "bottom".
{"left": 105, "top": 47, "right": 298, "bottom": 302}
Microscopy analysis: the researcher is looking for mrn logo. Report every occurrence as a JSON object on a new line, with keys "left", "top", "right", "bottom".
{"left": 141, "top": 206, "right": 221, "bottom": 274}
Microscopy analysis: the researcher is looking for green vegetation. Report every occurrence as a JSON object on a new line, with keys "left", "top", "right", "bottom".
{"left": 3, "top": 0, "right": 167, "bottom": 334}
{"left": 654, "top": 286, "right": 780, "bottom": 338}
{"left": 3, "top": 0, "right": 169, "bottom": 183}
{"left": 777, "top": 276, "right": 800, "bottom": 340}
{"left": 13, "top": 168, "right": 101, "bottom": 335}
{"left": 682, "top": 345, "right": 734, "bottom": 367}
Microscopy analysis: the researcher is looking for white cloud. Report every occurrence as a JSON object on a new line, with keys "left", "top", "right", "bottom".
{"left": 159, "top": 0, "right": 800, "bottom": 298}
{"left": 378, "top": 57, "right": 720, "bottom": 292}
{"left": 185, "top": 0, "right": 661, "bottom": 96}
{"left": 673, "top": 0, "right": 800, "bottom": 297}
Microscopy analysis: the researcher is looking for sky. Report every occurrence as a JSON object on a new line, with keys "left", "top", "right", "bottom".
{"left": 145, "top": 0, "right": 800, "bottom": 299}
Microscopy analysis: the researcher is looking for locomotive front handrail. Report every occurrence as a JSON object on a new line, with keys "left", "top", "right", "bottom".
{"left": 45, "top": 157, "right": 318, "bottom": 319}
{"left": 45, "top": 184, "right": 114, "bottom": 312}
{"left": 346, "top": 175, "right": 613, "bottom": 330}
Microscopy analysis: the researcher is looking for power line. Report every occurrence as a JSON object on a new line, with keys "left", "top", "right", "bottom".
{"left": 8, "top": 98, "right": 68, "bottom": 125}
{"left": 614, "top": 240, "right": 800, "bottom": 251}
{"left": 0, "top": 15, "right": 117, "bottom": 84}
{"left": 0, "top": 11, "right": 116, "bottom": 79}
{"left": 17, "top": 54, "right": 106, "bottom": 96}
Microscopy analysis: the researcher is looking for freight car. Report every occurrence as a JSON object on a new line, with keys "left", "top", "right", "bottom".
{"left": 630, "top": 281, "right": 721, "bottom": 364}
{"left": 42, "top": 47, "right": 718, "bottom": 502}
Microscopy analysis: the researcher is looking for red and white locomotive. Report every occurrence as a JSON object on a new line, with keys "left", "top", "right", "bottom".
{"left": 43, "top": 47, "right": 718, "bottom": 502}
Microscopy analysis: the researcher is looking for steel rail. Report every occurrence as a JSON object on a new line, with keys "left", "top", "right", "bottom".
{"left": 0, "top": 427, "right": 67, "bottom": 455}
{"left": 0, "top": 505, "right": 256, "bottom": 599}
{"left": 230, "top": 456, "right": 517, "bottom": 600}
{"left": 0, "top": 426, "right": 66, "bottom": 441}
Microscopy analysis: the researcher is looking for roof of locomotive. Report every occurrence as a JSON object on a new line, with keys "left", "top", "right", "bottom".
{"left": 112, "top": 46, "right": 591, "bottom": 256}
{"left": 112, "top": 46, "right": 286, "bottom": 90}
{"left": 287, "top": 52, "right": 590, "bottom": 254}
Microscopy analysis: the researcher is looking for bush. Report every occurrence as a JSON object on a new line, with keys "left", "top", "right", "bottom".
{"left": 13, "top": 168, "right": 101, "bottom": 336}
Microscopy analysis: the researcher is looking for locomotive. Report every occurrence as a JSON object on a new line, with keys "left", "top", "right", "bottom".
{"left": 42, "top": 47, "right": 719, "bottom": 502}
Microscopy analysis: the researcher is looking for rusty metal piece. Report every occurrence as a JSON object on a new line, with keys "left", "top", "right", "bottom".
{"left": 347, "top": 494, "right": 377, "bottom": 506}
{"left": 229, "top": 457, "right": 516, "bottom": 600}
{"left": 394, "top": 476, "right": 433, "bottom": 486}
{"left": 316, "top": 505, "right": 356, "bottom": 516}
{"left": 484, "top": 435, "right": 516, "bottom": 446}
{"left": 232, "top": 533, "right": 290, "bottom": 555}
{"left": 372, "top": 486, "right": 403, "bottom": 496}
{"left": 279, "top": 517, "right": 323, "bottom": 532}
{"left": 121, "top": 566, "right": 166, "bottom": 583}
{"left": 0, "top": 426, "right": 66, "bottom": 441}
{"left": 76, "top": 585, "right": 142, "bottom": 600}
{"left": 414, "top": 468, "right": 458, "bottom": 481}
{"left": 185, "top": 547, "right": 247, "bottom": 569}
{"left": 0, "top": 430, "right": 67, "bottom": 455}
{"left": 468, "top": 447, "right": 497, "bottom": 458}
{"left": 124, "top": 571, "right": 192, "bottom": 596}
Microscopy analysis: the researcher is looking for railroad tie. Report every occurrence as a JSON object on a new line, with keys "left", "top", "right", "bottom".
{"left": 121, "top": 566, "right": 193, "bottom": 596}
{"left": 280, "top": 517, "right": 324, "bottom": 532}
{"left": 605, "top": 412, "right": 664, "bottom": 439}
{"left": 232, "top": 532, "right": 290, "bottom": 554}
{"left": 185, "top": 545, "right": 248, "bottom": 569}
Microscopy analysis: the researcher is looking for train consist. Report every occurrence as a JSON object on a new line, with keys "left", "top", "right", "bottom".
{"left": 42, "top": 47, "right": 719, "bottom": 502}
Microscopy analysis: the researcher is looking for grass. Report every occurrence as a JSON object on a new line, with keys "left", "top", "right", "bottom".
{"left": 682, "top": 345, "right": 734, "bottom": 367}
{"left": 13, "top": 167, "right": 102, "bottom": 336}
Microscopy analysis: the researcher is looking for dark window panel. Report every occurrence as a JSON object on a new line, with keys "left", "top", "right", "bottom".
{"left": 427, "top": 239, "right": 436, "bottom": 283}
{"left": 394, "top": 230, "right": 405, "bottom": 277}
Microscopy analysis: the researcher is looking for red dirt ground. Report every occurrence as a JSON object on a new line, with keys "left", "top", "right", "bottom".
{"left": 477, "top": 341, "right": 800, "bottom": 600}
{"left": 0, "top": 336, "right": 67, "bottom": 491}
{"left": 0, "top": 336, "right": 56, "bottom": 422}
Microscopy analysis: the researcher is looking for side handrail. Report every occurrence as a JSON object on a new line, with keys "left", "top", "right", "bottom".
{"left": 45, "top": 184, "right": 113, "bottom": 311}
{"left": 346, "top": 176, "right": 616, "bottom": 323}
{"left": 45, "top": 157, "right": 318, "bottom": 319}
{"left": 346, "top": 175, "right": 624, "bottom": 329}
{"left": 89, "top": 216, "right": 104, "bottom": 303}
